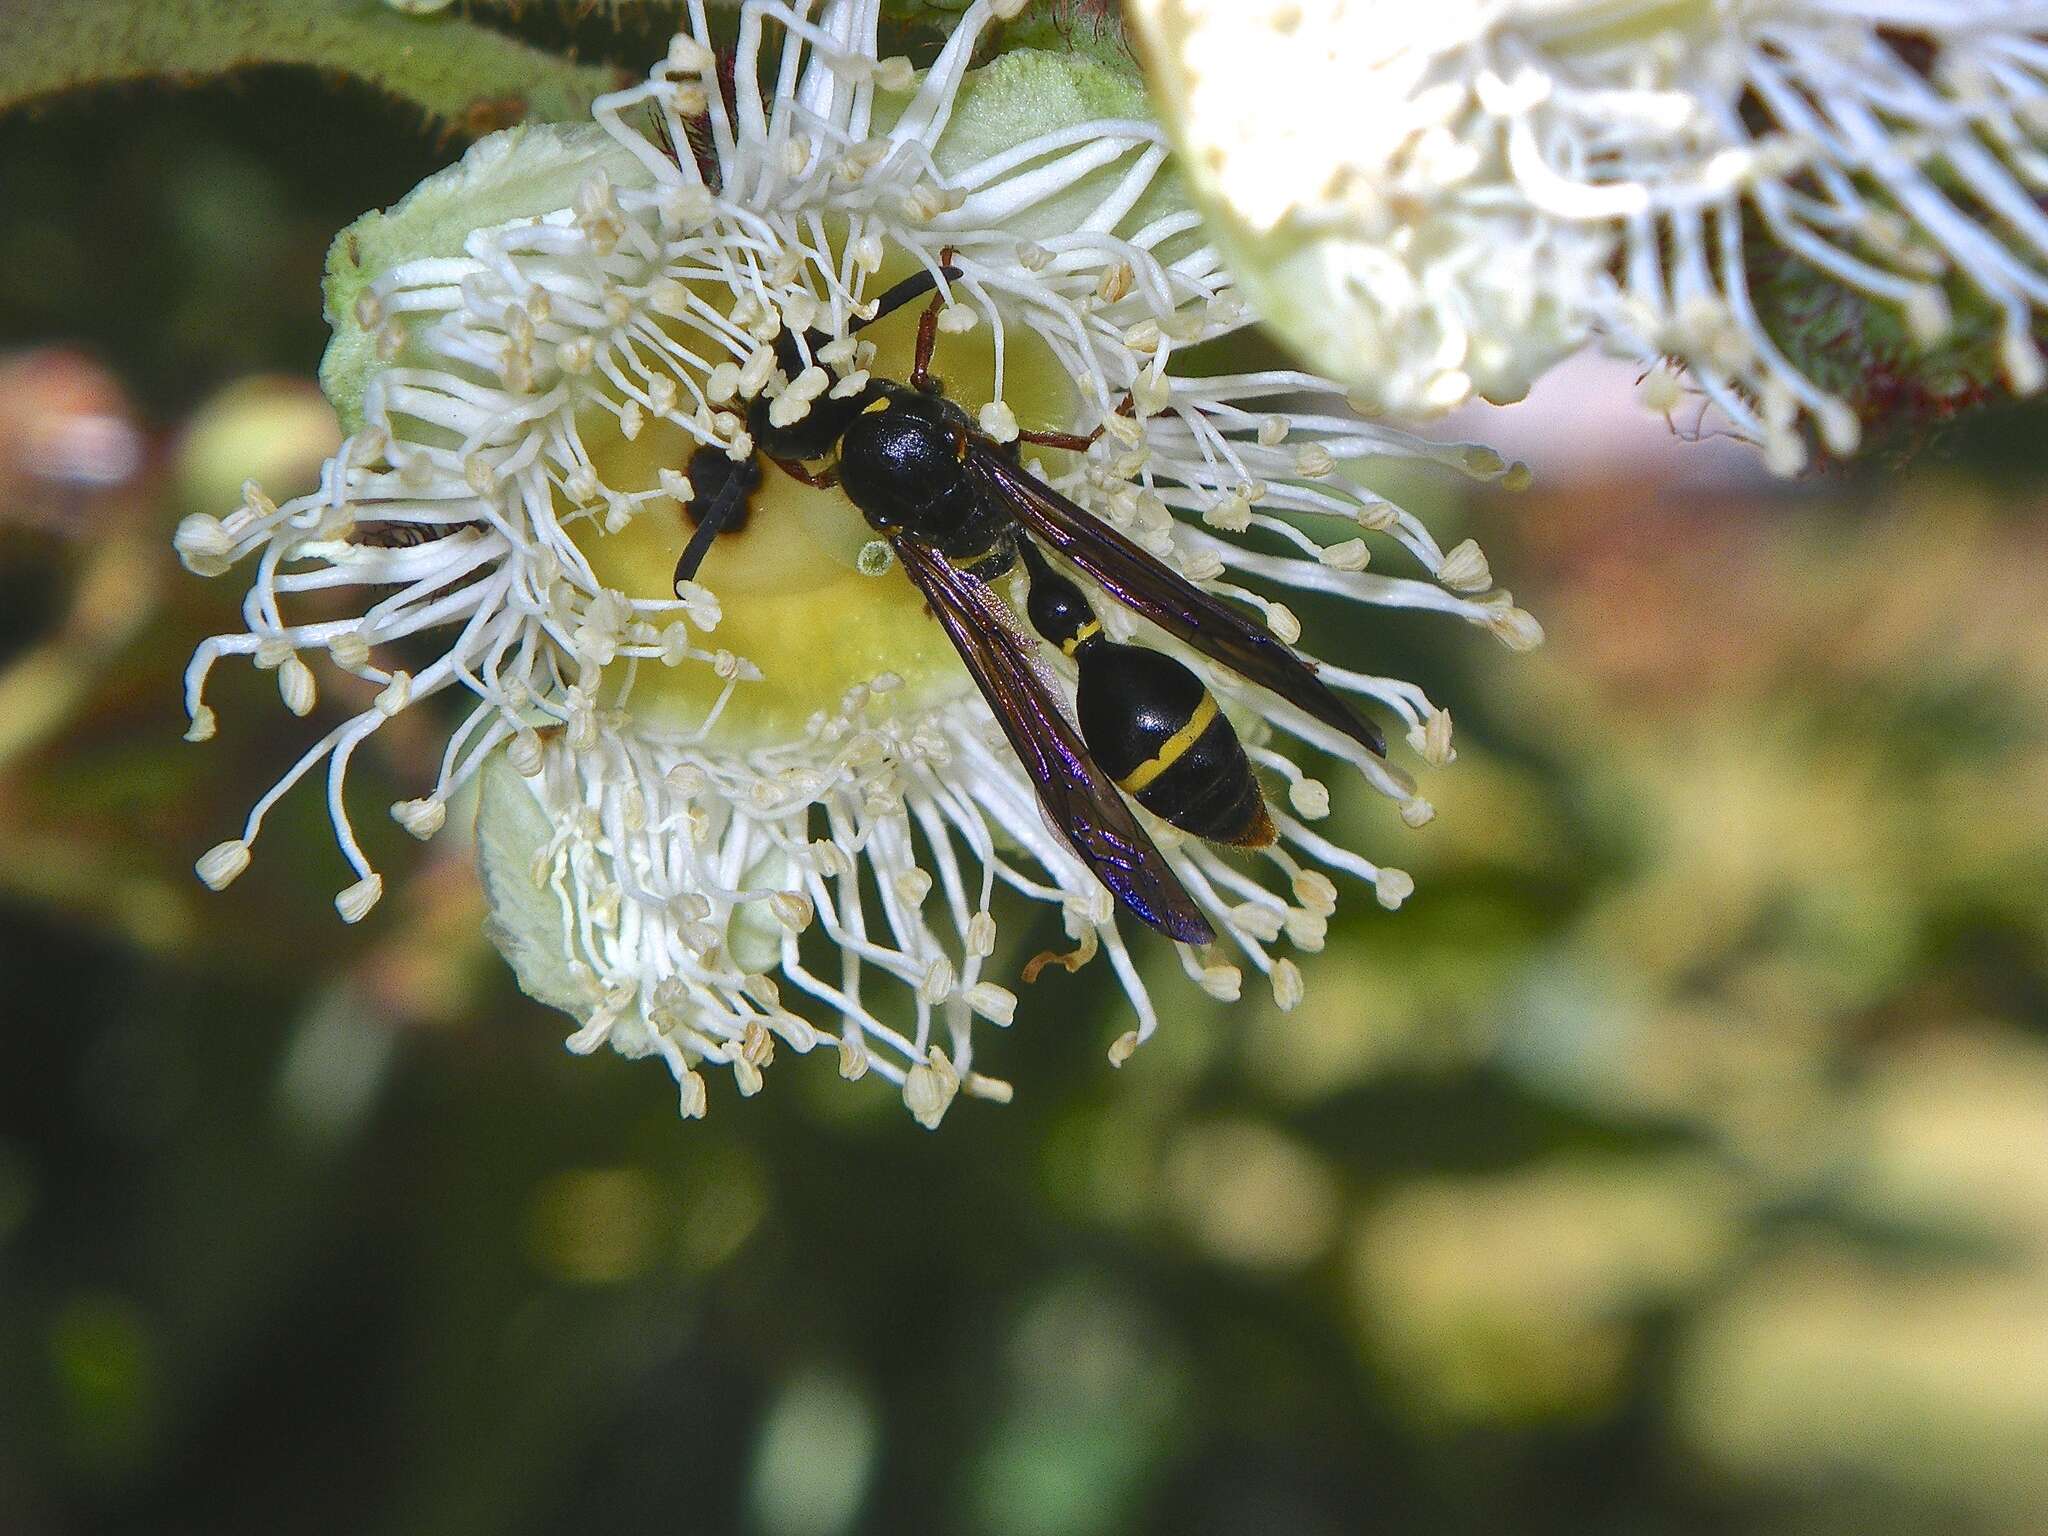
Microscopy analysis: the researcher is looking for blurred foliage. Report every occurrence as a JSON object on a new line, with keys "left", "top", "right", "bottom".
{"left": 5, "top": 53, "right": 2048, "bottom": 1536}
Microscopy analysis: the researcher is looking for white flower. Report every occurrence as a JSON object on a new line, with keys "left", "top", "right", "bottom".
{"left": 178, "top": 0, "right": 1537, "bottom": 1125}
{"left": 1129, "top": 0, "right": 2048, "bottom": 470}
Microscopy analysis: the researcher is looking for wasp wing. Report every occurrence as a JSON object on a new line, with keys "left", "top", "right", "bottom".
{"left": 965, "top": 449, "right": 1388, "bottom": 758}
{"left": 890, "top": 535, "right": 1215, "bottom": 946}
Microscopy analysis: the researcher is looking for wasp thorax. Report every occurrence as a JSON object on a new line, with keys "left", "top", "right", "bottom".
{"left": 567, "top": 257, "right": 1076, "bottom": 742}
{"left": 838, "top": 391, "right": 987, "bottom": 541}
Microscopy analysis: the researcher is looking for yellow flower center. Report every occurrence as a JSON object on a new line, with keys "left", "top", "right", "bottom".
{"left": 577, "top": 263, "right": 1077, "bottom": 741}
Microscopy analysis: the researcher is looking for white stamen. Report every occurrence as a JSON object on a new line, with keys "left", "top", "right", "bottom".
{"left": 336, "top": 874, "right": 384, "bottom": 924}
{"left": 196, "top": 839, "right": 252, "bottom": 891}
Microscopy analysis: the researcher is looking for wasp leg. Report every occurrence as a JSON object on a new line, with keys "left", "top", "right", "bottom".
{"left": 1014, "top": 427, "right": 1101, "bottom": 452}
{"left": 1015, "top": 393, "right": 1137, "bottom": 452}
{"left": 768, "top": 456, "right": 839, "bottom": 489}
{"left": 909, "top": 245, "right": 959, "bottom": 392}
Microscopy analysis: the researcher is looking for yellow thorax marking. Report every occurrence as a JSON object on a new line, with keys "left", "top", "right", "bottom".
{"left": 860, "top": 394, "right": 892, "bottom": 414}
{"left": 1118, "top": 692, "right": 1217, "bottom": 794}
{"left": 1058, "top": 619, "right": 1101, "bottom": 657}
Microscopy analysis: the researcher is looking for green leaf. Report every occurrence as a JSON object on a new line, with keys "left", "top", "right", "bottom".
{"left": 0, "top": 0, "right": 624, "bottom": 132}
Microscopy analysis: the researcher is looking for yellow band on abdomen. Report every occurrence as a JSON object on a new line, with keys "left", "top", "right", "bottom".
{"left": 1117, "top": 692, "right": 1217, "bottom": 794}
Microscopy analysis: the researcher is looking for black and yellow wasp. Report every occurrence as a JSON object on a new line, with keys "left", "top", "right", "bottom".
{"left": 673, "top": 256, "right": 1386, "bottom": 945}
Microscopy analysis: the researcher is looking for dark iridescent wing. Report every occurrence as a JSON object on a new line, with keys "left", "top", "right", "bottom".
{"left": 891, "top": 535, "right": 1215, "bottom": 945}
{"left": 965, "top": 449, "right": 1388, "bottom": 758}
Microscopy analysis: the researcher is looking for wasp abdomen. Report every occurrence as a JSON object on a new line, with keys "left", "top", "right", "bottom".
{"left": 1075, "top": 644, "right": 1274, "bottom": 849}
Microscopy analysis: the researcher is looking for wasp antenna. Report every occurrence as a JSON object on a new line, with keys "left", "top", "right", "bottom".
{"left": 851, "top": 261, "right": 963, "bottom": 335}
{"left": 673, "top": 446, "right": 763, "bottom": 587}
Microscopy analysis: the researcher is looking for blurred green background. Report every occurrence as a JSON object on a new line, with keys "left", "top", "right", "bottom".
{"left": 5, "top": 61, "right": 2048, "bottom": 1536}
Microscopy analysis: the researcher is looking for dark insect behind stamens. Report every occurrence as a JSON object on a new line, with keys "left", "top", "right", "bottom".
{"left": 352, "top": 521, "right": 466, "bottom": 549}
{"left": 649, "top": 102, "right": 680, "bottom": 164}
{"left": 646, "top": 63, "right": 727, "bottom": 194}
{"left": 684, "top": 105, "right": 722, "bottom": 194}
{"left": 1876, "top": 26, "right": 1937, "bottom": 81}
{"left": 705, "top": 47, "right": 743, "bottom": 190}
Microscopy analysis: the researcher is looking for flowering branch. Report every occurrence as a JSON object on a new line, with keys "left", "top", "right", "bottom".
{"left": 1126, "top": 0, "right": 2048, "bottom": 474}
{"left": 175, "top": 0, "right": 1527, "bottom": 1122}
{"left": 0, "top": 0, "right": 626, "bottom": 132}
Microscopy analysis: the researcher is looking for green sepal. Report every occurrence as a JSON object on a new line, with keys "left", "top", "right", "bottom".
{"left": 475, "top": 750, "right": 601, "bottom": 1018}
{"left": 319, "top": 123, "right": 653, "bottom": 433}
